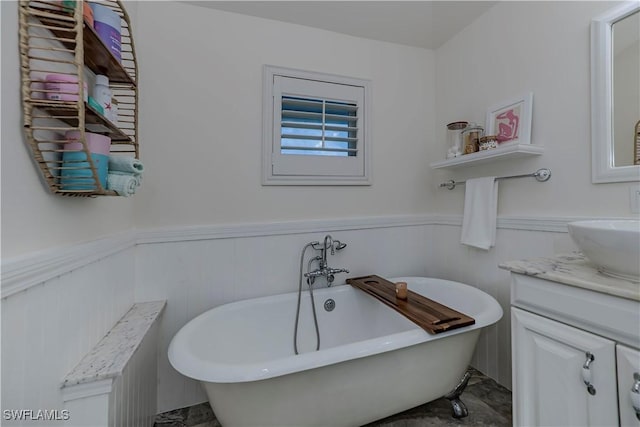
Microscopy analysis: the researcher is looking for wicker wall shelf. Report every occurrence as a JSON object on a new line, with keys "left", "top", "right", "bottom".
{"left": 19, "top": 0, "right": 138, "bottom": 197}
{"left": 36, "top": 13, "right": 135, "bottom": 85}
{"left": 35, "top": 100, "right": 133, "bottom": 142}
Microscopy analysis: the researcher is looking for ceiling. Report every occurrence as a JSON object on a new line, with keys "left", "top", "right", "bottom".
{"left": 184, "top": 1, "right": 497, "bottom": 49}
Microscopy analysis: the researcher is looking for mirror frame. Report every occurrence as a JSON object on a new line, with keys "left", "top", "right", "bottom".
{"left": 591, "top": 2, "right": 640, "bottom": 183}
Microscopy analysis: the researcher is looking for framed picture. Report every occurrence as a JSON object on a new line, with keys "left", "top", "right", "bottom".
{"left": 485, "top": 92, "right": 533, "bottom": 145}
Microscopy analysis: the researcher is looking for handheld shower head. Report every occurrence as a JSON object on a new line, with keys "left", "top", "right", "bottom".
{"left": 334, "top": 241, "right": 347, "bottom": 250}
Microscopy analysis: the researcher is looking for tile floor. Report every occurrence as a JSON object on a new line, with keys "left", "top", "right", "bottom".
{"left": 154, "top": 367, "right": 511, "bottom": 427}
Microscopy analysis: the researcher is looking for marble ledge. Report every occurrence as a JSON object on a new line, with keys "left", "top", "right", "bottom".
{"left": 62, "top": 300, "right": 166, "bottom": 389}
{"left": 499, "top": 253, "right": 639, "bottom": 302}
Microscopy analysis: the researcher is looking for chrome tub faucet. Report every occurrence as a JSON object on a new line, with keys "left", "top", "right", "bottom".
{"left": 304, "top": 235, "right": 349, "bottom": 286}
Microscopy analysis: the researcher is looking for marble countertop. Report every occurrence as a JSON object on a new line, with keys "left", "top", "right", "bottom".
{"left": 499, "top": 253, "right": 640, "bottom": 302}
{"left": 62, "top": 300, "right": 166, "bottom": 388}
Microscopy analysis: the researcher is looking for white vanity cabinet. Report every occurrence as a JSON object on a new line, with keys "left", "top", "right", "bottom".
{"left": 503, "top": 259, "right": 640, "bottom": 427}
{"left": 512, "top": 307, "right": 618, "bottom": 426}
{"left": 618, "top": 345, "right": 640, "bottom": 427}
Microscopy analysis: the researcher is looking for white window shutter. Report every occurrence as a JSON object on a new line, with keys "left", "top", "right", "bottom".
{"left": 262, "top": 66, "right": 371, "bottom": 185}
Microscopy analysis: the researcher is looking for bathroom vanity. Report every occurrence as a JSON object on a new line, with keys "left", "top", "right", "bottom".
{"left": 501, "top": 254, "right": 640, "bottom": 427}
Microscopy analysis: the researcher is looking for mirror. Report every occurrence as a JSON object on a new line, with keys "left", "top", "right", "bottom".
{"left": 612, "top": 11, "right": 639, "bottom": 167}
{"left": 591, "top": 3, "right": 640, "bottom": 183}
{"left": 635, "top": 120, "right": 640, "bottom": 165}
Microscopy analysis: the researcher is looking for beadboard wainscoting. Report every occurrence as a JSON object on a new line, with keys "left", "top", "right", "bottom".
{"left": 2, "top": 215, "right": 594, "bottom": 417}
{"left": 1, "top": 246, "right": 136, "bottom": 426}
{"left": 425, "top": 221, "right": 578, "bottom": 390}
{"left": 134, "top": 219, "right": 432, "bottom": 412}
{"left": 134, "top": 215, "right": 584, "bottom": 413}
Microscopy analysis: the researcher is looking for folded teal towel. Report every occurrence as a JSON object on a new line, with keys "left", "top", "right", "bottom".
{"left": 107, "top": 173, "right": 139, "bottom": 197}
{"left": 109, "top": 156, "right": 143, "bottom": 175}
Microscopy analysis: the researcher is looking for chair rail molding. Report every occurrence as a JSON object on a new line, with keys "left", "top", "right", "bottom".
{"left": 134, "top": 215, "right": 434, "bottom": 245}
{"left": 1, "top": 232, "right": 135, "bottom": 298}
{"left": 2, "top": 214, "right": 628, "bottom": 298}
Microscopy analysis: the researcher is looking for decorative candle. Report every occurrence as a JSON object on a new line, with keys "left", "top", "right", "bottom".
{"left": 395, "top": 282, "right": 408, "bottom": 300}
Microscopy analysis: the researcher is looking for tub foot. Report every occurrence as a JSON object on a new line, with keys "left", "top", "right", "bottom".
{"left": 444, "top": 370, "right": 471, "bottom": 419}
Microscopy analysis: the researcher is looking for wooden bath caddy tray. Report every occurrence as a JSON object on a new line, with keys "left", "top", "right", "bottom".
{"left": 346, "top": 275, "right": 475, "bottom": 334}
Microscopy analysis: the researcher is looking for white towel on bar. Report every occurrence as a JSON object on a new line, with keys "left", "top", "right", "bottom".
{"left": 460, "top": 177, "right": 498, "bottom": 250}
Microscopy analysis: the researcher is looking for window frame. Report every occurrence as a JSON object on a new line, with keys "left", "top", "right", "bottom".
{"left": 262, "top": 65, "right": 372, "bottom": 186}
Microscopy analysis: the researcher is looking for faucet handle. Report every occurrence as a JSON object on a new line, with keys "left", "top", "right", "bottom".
{"left": 326, "top": 268, "right": 349, "bottom": 287}
{"left": 304, "top": 270, "right": 324, "bottom": 278}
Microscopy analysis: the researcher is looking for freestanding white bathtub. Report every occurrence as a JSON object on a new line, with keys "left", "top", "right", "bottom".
{"left": 168, "top": 277, "right": 503, "bottom": 426}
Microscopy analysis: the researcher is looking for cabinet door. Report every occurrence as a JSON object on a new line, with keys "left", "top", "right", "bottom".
{"left": 617, "top": 344, "right": 640, "bottom": 426}
{"left": 512, "top": 308, "right": 618, "bottom": 427}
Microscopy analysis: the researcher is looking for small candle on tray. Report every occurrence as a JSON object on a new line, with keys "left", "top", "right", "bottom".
{"left": 395, "top": 282, "right": 408, "bottom": 300}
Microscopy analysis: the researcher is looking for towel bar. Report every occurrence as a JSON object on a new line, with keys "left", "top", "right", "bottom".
{"left": 439, "top": 168, "right": 551, "bottom": 190}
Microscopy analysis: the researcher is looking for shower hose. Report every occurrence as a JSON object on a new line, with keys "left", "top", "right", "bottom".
{"left": 293, "top": 242, "right": 321, "bottom": 355}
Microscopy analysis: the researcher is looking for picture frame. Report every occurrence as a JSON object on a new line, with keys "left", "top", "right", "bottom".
{"left": 485, "top": 92, "right": 533, "bottom": 145}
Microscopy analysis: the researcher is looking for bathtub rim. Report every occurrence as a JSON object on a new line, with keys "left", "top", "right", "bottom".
{"left": 168, "top": 276, "right": 503, "bottom": 383}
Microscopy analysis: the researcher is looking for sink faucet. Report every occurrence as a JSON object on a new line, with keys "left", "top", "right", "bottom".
{"left": 304, "top": 234, "right": 349, "bottom": 286}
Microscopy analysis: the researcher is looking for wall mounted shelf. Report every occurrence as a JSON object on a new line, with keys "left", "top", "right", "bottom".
{"left": 37, "top": 13, "right": 136, "bottom": 85}
{"left": 430, "top": 143, "right": 544, "bottom": 169}
{"left": 19, "top": 0, "right": 138, "bottom": 197}
{"left": 34, "top": 100, "right": 133, "bottom": 142}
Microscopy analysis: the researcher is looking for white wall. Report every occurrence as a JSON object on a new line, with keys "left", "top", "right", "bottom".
{"left": 1, "top": 3, "right": 140, "bottom": 422}
{"left": 3, "top": 0, "right": 638, "bottom": 420}
{"left": 427, "top": 0, "right": 639, "bottom": 392}
{"left": 431, "top": 1, "right": 635, "bottom": 218}
{"left": 133, "top": 1, "right": 435, "bottom": 229}
{"left": 130, "top": 3, "right": 438, "bottom": 410}
{"left": 1, "top": 245, "right": 135, "bottom": 426}
{"left": 0, "top": 1, "right": 138, "bottom": 258}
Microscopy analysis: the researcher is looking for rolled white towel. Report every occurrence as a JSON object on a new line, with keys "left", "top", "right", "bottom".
{"left": 107, "top": 173, "right": 139, "bottom": 197}
{"left": 109, "top": 170, "right": 142, "bottom": 186}
{"left": 108, "top": 156, "right": 143, "bottom": 175}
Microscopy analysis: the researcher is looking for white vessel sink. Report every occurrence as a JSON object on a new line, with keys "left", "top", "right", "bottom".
{"left": 567, "top": 220, "right": 640, "bottom": 282}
